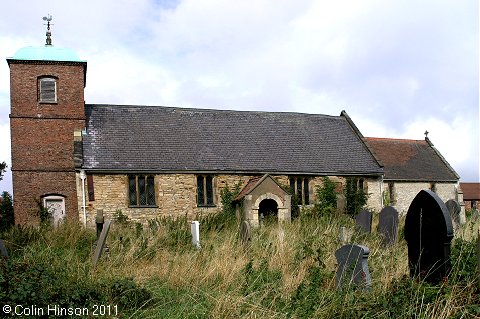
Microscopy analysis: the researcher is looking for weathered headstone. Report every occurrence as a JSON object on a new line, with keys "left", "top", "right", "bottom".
{"left": 378, "top": 206, "right": 399, "bottom": 247}
{"left": 0, "top": 239, "right": 8, "bottom": 258}
{"left": 338, "top": 226, "right": 353, "bottom": 245}
{"left": 191, "top": 221, "right": 201, "bottom": 249}
{"left": 335, "top": 244, "right": 371, "bottom": 290}
{"left": 445, "top": 199, "right": 461, "bottom": 231}
{"left": 355, "top": 210, "right": 372, "bottom": 233}
{"left": 92, "top": 219, "right": 111, "bottom": 266}
{"left": 95, "top": 209, "right": 104, "bottom": 240}
{"left": 404, "top": 190, "right": 454, "bottom": 284}
{"left": 240, "top": 220, "right": 251, "bottom": 246}
{"left": 336, "top": 194, "right": 346, "bottom": 214}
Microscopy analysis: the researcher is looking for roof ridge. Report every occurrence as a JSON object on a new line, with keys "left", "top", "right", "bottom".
{"left": 84, "top": 103, "right": 342, "bottom": 118}
{"left": 365, "top": 137, "right": 426, "bottom": 143}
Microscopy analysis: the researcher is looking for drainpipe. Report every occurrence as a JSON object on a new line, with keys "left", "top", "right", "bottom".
{"left": 79, "top": 170, "right": 87, "bottom": 227}
{"left": 380, "top": 175, "right": 384, "bottom": 208}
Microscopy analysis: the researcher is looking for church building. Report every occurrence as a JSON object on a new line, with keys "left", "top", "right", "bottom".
{"left": 7, "top": 22, "right": 462, "bottom": 226}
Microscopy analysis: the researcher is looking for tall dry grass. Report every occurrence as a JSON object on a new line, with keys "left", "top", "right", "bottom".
{"left": 1, "top": 212, "right": 479, "bottom": 318}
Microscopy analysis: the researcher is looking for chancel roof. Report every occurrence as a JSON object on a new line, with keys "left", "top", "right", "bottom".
{"left": 82, "top": 104, "right": 383, "bottom": 175}
{"left": 365, "top": 137, "right": 459, "bottom": 182}
{"left": 460, "top": 183, "right": 480, "bottom": 200}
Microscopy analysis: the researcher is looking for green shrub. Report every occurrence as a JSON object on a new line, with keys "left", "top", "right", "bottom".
{"left": 313, "top": 177, "right": 337, "bottom": 216}
{"left": 109, "top": 277, "right": 152, "bottom": 309}
{"left": 344, "top": 177, "right": 369, "bottom": 216}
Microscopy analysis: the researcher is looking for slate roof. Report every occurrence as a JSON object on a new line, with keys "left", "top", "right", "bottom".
{"left": 82, "top": 104, "right": 383, "bottom": 175}
{"left": 364, "top": 137, "right": 459, "bottom": 182}
{"left": 460, "top": 183, "right": 480, "bottom": 200}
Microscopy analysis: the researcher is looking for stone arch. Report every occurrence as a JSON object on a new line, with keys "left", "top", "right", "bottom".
{"left": 253, "top": 193, "right": 284, "bottom": 210}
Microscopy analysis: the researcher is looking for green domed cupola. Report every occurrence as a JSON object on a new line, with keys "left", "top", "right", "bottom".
{"left": 9, "top": 14, "right": 85, "bottom": 63}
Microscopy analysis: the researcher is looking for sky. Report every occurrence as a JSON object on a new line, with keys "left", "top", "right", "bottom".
{"left": 0, "top": 0, "right": 478, "bottom": 194}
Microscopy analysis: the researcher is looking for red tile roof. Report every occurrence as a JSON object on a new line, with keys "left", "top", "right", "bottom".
{"left": 364, "top": 137, "right": 459, "bottom": 181}
{"left": 460, "top": 183, "right": 480, "bottom": 200}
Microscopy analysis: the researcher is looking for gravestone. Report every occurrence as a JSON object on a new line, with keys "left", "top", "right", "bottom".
{"left": 404, "top": 190, "right": 454, "bottom": 284}
{"left": 96, "top": 209, "right": 105, "bottom": 240}
{"left": 338, "top": 226, "right": 353, "bottom": 245}
{"left": 378, "top": 206, "right": 399, "bottom": 247}
{"left": 191, "top": 221, "right": 201, "bottom": 249}
{"left": 445, "top": 199, "right": 461, "bottom": 231}
{"left": 355, "top": 210, "right": 372, "bottom": 233}
{"left": 239, "top": 220, "right": 251, "bottom": 246}
{"left": 0, "top": 239, "right": 8, "bottom": 258}
{"left": 92, "top": 219, "right": 111, "bottom": 266}
{"left": 336, "top": 194, "right": 346, "bottom": 214}
{"left": 335, "top": 244, "right": 371, "bottom": 290}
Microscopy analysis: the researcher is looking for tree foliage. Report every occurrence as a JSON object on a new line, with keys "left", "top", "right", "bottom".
{"left": 0, "top": 191, "right": 14, "bottom": 232}
{"left": 0, "top": 162, "right": 6, "bottom": 181}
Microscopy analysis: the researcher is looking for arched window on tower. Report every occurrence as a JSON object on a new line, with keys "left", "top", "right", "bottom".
{"left": 38, "top": 76, "right": 57, "bottom": 103}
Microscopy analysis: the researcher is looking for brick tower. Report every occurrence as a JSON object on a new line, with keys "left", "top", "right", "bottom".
{"left": 7, "top": 17, "right": 87, "bottom": 225}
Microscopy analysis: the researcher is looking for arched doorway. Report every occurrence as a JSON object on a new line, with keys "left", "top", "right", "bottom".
{"left": 259, "top": 198, "right": 278, "bottom": 223}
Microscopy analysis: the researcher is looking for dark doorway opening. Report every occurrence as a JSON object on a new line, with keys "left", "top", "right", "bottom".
{"left": 259, "top": 198, "right": 278, "bottom": 223}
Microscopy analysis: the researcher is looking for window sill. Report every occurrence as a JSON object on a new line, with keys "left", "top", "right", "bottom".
{"left": 39, "top": 101, "right": 58, "bottom": 104}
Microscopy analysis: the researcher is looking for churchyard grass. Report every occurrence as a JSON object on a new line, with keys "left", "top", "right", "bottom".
{"left": 0, "top": 212, "right": 479, "bottom": 318}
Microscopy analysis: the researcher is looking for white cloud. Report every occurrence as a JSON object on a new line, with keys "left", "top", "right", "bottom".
{"left": 0, "top": 0, "right": 477, "bottom": 185}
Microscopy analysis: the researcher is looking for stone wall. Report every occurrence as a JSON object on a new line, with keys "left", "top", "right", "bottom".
{"left": 386, "top": 181, "right": 458, "bottom": 215}
{"left": 77, "top": 173, "right": 384, "bottom": 225}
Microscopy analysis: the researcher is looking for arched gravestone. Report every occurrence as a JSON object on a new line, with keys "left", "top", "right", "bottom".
{"left": 404, "top": 190, "right": 454, "bottom": 284}
{"left": 378, "top": 206, "right": 399, "bottom": 247}
{"left": 355, "top": 210, "right": 372, "bottom": 233}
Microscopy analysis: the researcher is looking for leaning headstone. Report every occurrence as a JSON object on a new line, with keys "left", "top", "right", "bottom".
{"left": 95, "top": 209, "right": 105, "bottom": 240}
{"left": 378, "top": 206, "right": 399, "bottom": 247}
{"left": 191, "top": 221, "right": 201, "bottom": 249}
{"left": 239, "top": 220, "right": 251, "bottom": 246}
{"left": 404, "top": 190, "right": 454, "bottom": 284}
{"left": 0, "top": 239, "right": 8, "bottom": 258}
{"left": 445, "top": 199, "right": 461, "bottom": 231}
{"left": 335, "top": 244, "right": 371, "bottom": 290}
{"left": 92, "top": 219, "right": 111, "bottom": 266}
{"left": 355, "top": 210, "right": 372, "bottom": 233}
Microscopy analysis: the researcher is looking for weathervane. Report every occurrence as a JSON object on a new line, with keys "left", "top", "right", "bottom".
{"left": 43, "top": 14, "right": 53, "bottom": 46}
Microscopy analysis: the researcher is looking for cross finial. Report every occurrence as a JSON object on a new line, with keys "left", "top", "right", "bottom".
{"left": 43, "top": 14, "right": 53, "bottom": 46}
{"left": 424, "top": 130, "right": 429, "bottom": 138}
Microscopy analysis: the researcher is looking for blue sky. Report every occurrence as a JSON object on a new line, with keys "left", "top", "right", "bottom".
{"left": 0, "top": 0, "right": 478, "bottom": 193}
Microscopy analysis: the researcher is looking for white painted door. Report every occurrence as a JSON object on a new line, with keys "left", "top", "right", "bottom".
{"left": 44, "top": 197, "right": 65, "bottom": 227}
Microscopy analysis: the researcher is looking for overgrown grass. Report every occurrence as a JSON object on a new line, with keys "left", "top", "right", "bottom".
{"left": 0, "top": 212, "right": 479, "bottom": 318}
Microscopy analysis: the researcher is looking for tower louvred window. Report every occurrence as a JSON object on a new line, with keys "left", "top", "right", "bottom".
{"left": 39, "top": 77, "right": 57, "bottom": 102}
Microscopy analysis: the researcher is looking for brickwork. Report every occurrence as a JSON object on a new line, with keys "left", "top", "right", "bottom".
{"left": 9, "top": 62, "right": 85, "bottom": 119}
{"left": 13, "top": 171, "right": 78, "bottom": 225}
{"left": 9, "top": 60, "right": 86, "bottom": 225}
